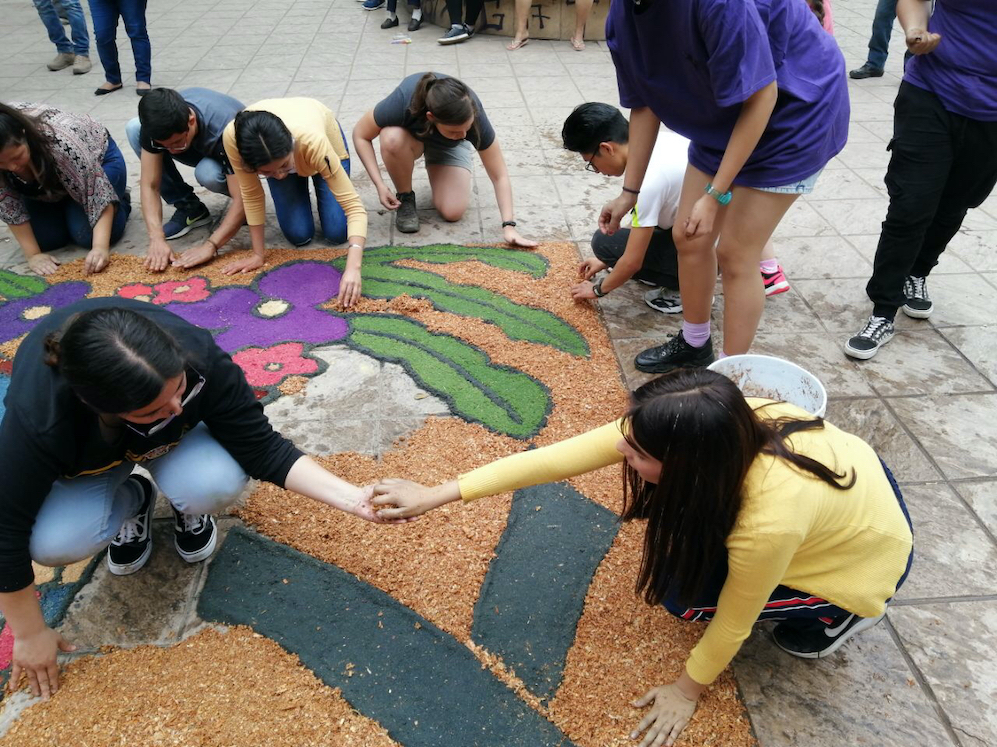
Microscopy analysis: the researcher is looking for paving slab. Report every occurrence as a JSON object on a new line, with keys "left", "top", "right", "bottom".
{"left": 890, "top": 603, "right": 997, "bottom": 747}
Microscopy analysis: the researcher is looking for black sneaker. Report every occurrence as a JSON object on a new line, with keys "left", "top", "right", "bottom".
{"left": 634, "top": 331, "right": 714, "bottom": 374}
{"left": 773, "top": 612, "right": 885, "bottom": 659}
{"left": 395, "top": 190, "right": 419, "bottom": 233}
{"left": 644, "top": 288, "right": 683, "bottom": 315}
{"left": 437, "top": 23, "right": 470, "bottom": 44}
{"left": 408, "top": 15, "right": 422, "bottom": 31}
{"left": 901, "top": 275, "right": 933, "bottom": 319}
{"left": 172, "top": 507, "right": 217, "bottom": 563}
{"left": 107, "top": 475, "right": 155, "bottom": 576}
{"left": 163, "top": 199, "right": 211, "bottom": 240}
{"left": 849, "top": 63, "right": 884, "bottom": 80}
{"left": 380, "top": 15, "right": 398, "bottom": 27}
{"left": 844, "top": 315, "right": 895, "bottom": 360}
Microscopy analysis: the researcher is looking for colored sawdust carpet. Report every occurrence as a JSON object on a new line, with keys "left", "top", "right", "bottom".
{"left": 0, "top": 245, "right": 754, "bottom": 747}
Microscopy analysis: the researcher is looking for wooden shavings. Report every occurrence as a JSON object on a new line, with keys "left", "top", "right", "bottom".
{"left": 0, "top": 627, "right": 397, "bottom": 747}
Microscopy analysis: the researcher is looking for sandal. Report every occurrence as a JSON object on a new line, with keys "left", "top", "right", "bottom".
{"left": 570, "top": 36, "right": 585, "bottom": 51}
{"left": 506, "top": 36, "right": 529, "bottom": 51}
{"left": 94, "top": 83, "right": 122, "bottom": 96}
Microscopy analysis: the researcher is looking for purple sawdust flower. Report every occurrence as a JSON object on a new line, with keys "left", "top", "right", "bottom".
{"left": 0, "top": 282, "right": 90, "bottom": 345}
{"left": 162, "top": 261, "right": 348, "bottom": 352}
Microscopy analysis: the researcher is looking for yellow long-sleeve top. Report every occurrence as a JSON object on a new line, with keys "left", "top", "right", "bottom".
{"left": 457, "top": 400, "right": 913, "bottom": 686}
{"left": 222, "top": 98, "right": 367, "bottom": 238}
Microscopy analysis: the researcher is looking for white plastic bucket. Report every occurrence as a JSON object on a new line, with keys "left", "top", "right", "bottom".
{"left": 707, "top": 354, "right": 828, "bottom": 418}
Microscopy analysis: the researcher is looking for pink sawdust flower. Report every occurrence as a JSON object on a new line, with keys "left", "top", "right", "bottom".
{"left": 232, "top": 342, "right": 319, "bottom": 387}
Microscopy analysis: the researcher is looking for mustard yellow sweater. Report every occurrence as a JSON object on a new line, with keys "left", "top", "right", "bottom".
{"left": 457, "top": 400, "right": 913, "bottom": 685}
{"left": 222, "top": 98, "right": 367, "bottom": 239}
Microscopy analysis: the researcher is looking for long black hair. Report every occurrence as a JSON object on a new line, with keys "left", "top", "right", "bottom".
{"left": 43, "top": 307, "right": 187, "bottom": 414}
{"left": 233, "top": 109, "right": 293, "bottom": 171}
{"left": 0, "top": 102, "right": 61, "bottom": 195}
{"left": 620, "top": 368, "right": 854, "bottom": 607}
{"left": 408, "top": 73, "right": 480, "bottom": 143}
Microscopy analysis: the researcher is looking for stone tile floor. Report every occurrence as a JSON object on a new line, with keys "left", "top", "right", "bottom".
{"left": 1, "top": 0, "right": 996, "bottom": 743}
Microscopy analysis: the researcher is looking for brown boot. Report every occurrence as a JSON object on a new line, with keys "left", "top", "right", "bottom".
{"left": 47, "top": 52, "right": 75, "bottom": 71}
{"left": 73, "top": 55, "right": 92, "bottom": 75}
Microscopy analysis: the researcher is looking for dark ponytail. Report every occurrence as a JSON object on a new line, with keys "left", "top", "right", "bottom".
{"left": 0, "top": 102, "right": 62, "bottom": 195}
{"left": 408, "top": 73, "right": 480, "bottom": 142}
{"left": 806, "top": 0, "right": 825, "bottom": 26}
{"left": 233, "top": 109, "right": 293, "bottom": 171}
{"left": 44, "top": 307, "right": 186, "bottom": 414}
{"left": 619, "top": 369, "right": 854, "bottom": 607}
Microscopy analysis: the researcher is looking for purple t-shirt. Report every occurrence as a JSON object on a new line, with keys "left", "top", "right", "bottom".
{"left": 904, "top": 0, "right": 997, "bottom": 121}
{"left": 606, "top": 0, "right": 850, "bottom": 187}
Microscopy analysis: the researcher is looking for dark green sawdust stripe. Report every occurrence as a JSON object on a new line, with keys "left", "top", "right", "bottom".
{"left": 198, "top": 527, "right": 577, "bottom": 747}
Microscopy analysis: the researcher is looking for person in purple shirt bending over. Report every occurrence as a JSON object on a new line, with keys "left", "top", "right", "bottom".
{"left": 845, "top": 0, "right": 997, "bottom": 359}
{"left": 601, "top": 0, "right": 849, "bottom": 375}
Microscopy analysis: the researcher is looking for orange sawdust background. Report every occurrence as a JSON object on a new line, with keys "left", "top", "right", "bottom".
{"left": 1, "top": 244, "right": 754, "bottom": 747}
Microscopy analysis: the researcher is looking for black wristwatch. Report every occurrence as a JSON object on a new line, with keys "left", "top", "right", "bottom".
{"left": 501, "top": 220, "right": 517, "bottom": 228}
{"left": 592, "top": 277, "right": 607, "bottom": 297}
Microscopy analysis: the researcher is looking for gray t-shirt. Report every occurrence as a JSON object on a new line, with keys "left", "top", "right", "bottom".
{"left": 372, "top": 73, "right": 496, "bottom": 152}
{"left": 140, "top": 87, "right": 244, "bottom": 173}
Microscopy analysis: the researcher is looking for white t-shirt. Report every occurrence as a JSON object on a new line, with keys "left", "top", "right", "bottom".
{"left": 630, "top": 128, "right": 689, "bottom": 230}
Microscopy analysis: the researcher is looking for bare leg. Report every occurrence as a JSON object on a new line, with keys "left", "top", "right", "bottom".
{"left": 379, "top": 127, "right": 424, "bottom": 194}
{"left": 507, "top": 0, "right": 530, "bottom": 49}
{"left": 672, "top": 165, "right": 724, "bottom": 325}
{"left": 571, "top": 0, "right": 592, "bottom": 49}
{"left": 761, "top": 240, "right": 776, "bottom": 260}
{"left": 716, "top": 189, "right": 799, "bottom": 353}
{"left": 426, "top": 163, "right": 472, "bottom": 222}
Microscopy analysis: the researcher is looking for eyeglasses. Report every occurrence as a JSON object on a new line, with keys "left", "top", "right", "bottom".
{"left": 125, "top": 368, "right": 206, "bottom": 437}
{"left": 585, "top": 150, "right": 600, "bottom": 174}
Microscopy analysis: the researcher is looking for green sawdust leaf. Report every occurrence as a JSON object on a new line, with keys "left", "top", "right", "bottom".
{"left": 346, "top": 314, "right": 550, "bottom": 439}
{"left": 362, "top": 244, "right": 550, "bottom": 278}
{"left": 0, "top": 269, "right": 47, "bottom": 300}
{"left": 340, "top": 259, "right": 588, "bottom": 357}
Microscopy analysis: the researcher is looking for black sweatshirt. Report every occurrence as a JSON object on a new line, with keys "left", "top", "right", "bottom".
{"left": 0, "top": 298, "right": 304, "bottom": 593}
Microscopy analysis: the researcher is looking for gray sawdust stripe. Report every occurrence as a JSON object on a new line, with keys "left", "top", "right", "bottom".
{"left": 198, "top": 527, "right": 576, "bottom": 747}
{"left": 471, "top": 483, "right": 620, "bottom": 700}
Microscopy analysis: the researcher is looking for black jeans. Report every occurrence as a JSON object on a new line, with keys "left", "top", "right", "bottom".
{"left": 591, "top": 227, "right": 680, "bottom": 289}
{"left": 867, "top": 82, "right": 997, "bottom": 320}
{"left": 445, "top": 0, "right": 482, "bottom": 26}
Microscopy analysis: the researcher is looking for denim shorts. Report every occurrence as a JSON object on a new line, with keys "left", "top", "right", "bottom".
{"left": 424, "top": 139, "right": 475, "bottom": 172}
{"left": 755, "top": 168, "right": 824, "bottom": 195}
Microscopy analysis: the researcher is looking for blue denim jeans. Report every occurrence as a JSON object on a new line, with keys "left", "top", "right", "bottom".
{"left": 124, "top": 117, "right": 230, "bottom": 206}
{"left": 268, "top": 157, "right": 352, "bottom": 246}
{"left": 33, "top": 0, "right": 89, "bottom": 56}
{"left": 87, "top": 0, "right": 151, "bottom": 84}
{"left": 24, "top": 136, "right": 131, "bottom": 251}
{"left": 29, "top": 424, "right": 248, "bottom": 566}
{"left": 867, "top": 0, "right": 897, "bottom": 70}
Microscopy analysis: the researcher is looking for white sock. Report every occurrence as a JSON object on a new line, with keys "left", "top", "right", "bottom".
{"left": 387, "top": 10, "right": 396, "bottom": 19}
{"left": 451, "top": 22, "right": 462, "bottom": 29}
{"left": 412, "top": 7, "right": 422, "bottom": 19}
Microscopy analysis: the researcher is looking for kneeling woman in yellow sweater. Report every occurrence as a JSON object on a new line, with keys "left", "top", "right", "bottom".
{"left": 220, "top": 98, "right": 367, "bottom": 306}
{"left": 373, "top": 368, "right": 913, "bottom": 747}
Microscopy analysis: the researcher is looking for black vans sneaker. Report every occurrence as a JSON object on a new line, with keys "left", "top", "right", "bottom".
{"left": 902, "top": 275, "right": 933, "bottom": 319}
{"left": 844, "top": 315, "right": 895, "bottom": 360}
{"left": 107, "top": 475, "right": 155, "bottom": 576}
{"left": 172, "top": 507, "right": 217, "bottom": 563}
{"left": 644, "top": 287, "right": 683, "bottom": 315}
{"left": 634, "top": 331, "right": 714, "bottom": 373}
{"left": 773, "top": 611, "right": 886, "bottom": 659}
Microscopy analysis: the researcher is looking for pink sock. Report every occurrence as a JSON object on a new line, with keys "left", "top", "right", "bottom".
{"left": 760, "top": 258, "right": 779, "bottom": 274}
{"left": 682, "top": 320, "right": 711, "bottom": 348}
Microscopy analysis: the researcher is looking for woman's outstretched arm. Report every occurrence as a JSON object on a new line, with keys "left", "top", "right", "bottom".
{"left": 373, "top": 419, "right": 626, "bottom": 519}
